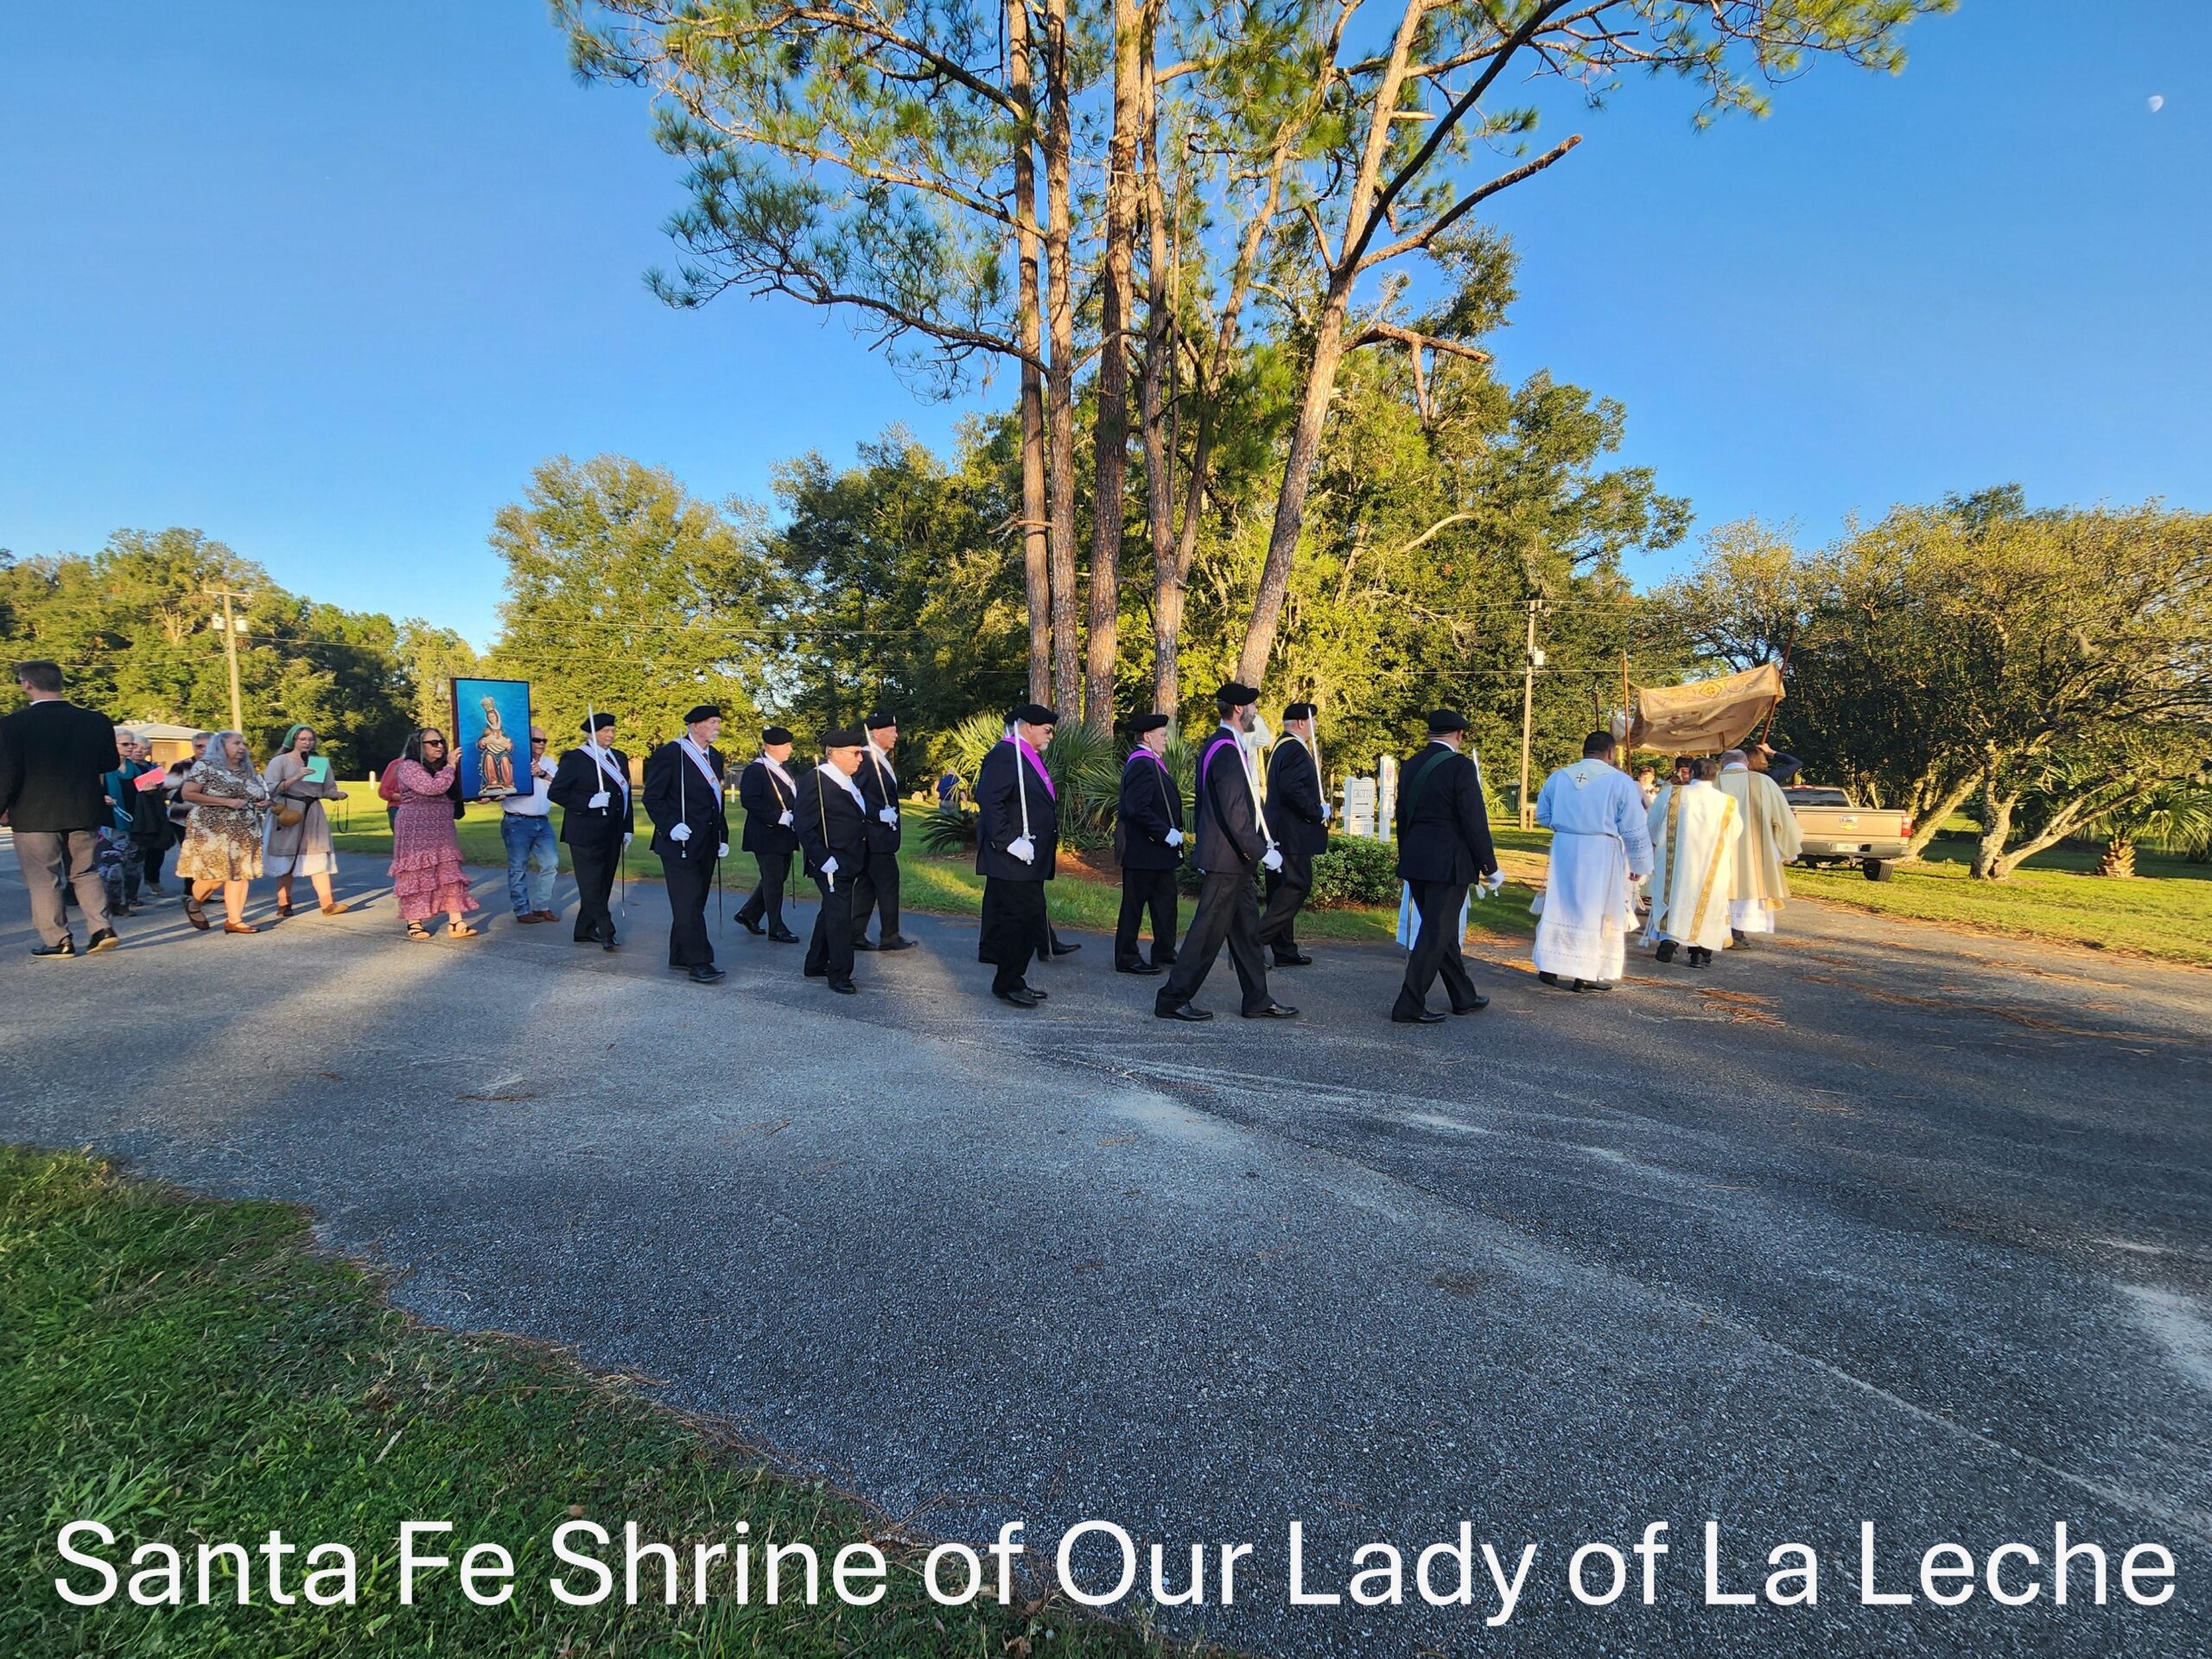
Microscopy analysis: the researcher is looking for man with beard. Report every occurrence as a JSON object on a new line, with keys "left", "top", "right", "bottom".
{"left": 548, "top": 710, "right": 633, "bottom": 951}
{"left": 974, "top": 704, "right": 1060, "bottom": 1008}
{"left": 643, "top": 703, "right": 731, "bottom": 984}
{"left": 1154, "top": 683, "right": 1296, "bottom": 1023}
{"left": 734, "top": 725, "right": 802, "bottom": 943}
{"left": 1114, "top": 712, "right": 1181, "bottom": 976}
{"left": 792, "top": 727, "right": 872, "bottom": 994}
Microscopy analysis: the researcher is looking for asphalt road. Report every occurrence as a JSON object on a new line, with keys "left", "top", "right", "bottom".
{"left": 3, "top": 843, "right": 2209, "bottom": 1656}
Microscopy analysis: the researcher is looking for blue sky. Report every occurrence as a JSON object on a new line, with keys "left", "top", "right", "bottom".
{"left": 1, "top": 1, "right": 2204, "bottom": 648}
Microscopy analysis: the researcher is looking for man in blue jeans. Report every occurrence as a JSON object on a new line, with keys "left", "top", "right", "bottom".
{"left": 502, "top": 726, "right": 561, "bottom": 923}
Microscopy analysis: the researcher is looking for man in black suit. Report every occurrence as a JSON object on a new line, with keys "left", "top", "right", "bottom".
{"left": 734, "top": 725, "right": 802, "bottom": 943}
{"left": 792, "top": 727, "right": 873, "bottom": 994}
{"left": 643, "top": 703, "right": 732, "bottom": 984}
{"left": 547, "top": 711, "right": 634, "bottom": 951}
{"left": 1258, "top": 700, "right": 1327, "bottom": 967}
{"left": 1154, "top": 682, "right": 1295, "bottom": 1023}
{"left": 1391, "top": 709, "right": 1500, "bottom": 1024}
{"left": 1113, "top": 712, "right": 1182, "bottom": 975}
{"left": 974, "top": 703, "right": 1060, "bottom": 1008}
{"left": 0, "top": 660, "right": 120, "bottom": 957}
{"left": 850, "top": 710, "right": 914, "bottom": 951}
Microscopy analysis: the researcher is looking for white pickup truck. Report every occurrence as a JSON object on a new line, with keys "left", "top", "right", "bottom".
{"left": 1783, "top": 785, "right": 1914, "bottom": 881}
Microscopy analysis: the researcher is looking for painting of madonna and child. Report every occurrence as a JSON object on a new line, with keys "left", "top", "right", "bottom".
{"left": 449, "top": 677, "right": 532, "bottom": 803}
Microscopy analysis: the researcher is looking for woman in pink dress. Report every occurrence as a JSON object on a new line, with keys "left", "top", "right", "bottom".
{"left": 388, "top": 728, "right": 480, "bottom": 941}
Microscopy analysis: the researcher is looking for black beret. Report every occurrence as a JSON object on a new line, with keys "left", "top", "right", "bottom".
{"left": 865, "top": 710, "right": 898, "bottom": 730}
{"left": 823, "top": 726, "right": 865, "bottom": 750}
{"left": 683, "top": 703, "right": 722, "bottom": 724}
{"left": 1125, "top": 712, "right": 1170, "bottom": 734}
{"left": 1215, "top": 681, "right": 1259, "bottom": 706}
{"left": 760, "top": 726, "right": 793, "bottom": 746}
{"left": 1282, "top": 702, "right": 1317, "bottom": 721}
{"left": 1427, "top": 708, "right": 1469, "bottom": 734}
{"left": 582, "top": 712, "right": 616, "bottom": 733}
{"left": 1009, "top": 702, "right": 1059, "bottom": 726}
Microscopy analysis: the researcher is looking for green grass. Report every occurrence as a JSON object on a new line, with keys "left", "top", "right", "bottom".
{"left": 1790, "top": 836, "right": 2212, "bottom": 966}
{"left": 325, "top": 783, "right": 1541, "bottom": 946}
{"left": 0, "top": 1147, "right": 1210, "bottom": 1658}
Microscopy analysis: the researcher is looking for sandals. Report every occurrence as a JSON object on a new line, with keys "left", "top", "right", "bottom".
{"left": 405, "top": 921, "right": 432, "bottom": 942}
{"left": 321, "top": 900, "right": 349, "bottom": 916}
{"left": 183, "top": 895, "right": 211, "bottom": 931}
{"left": 222, "top": 921, "right": 259, "bottom": 935}
{"left": 276, "top": 902, "right": 295, "bottom": 918}
{"left": 448, "top": 923, "right": 480, "bottom": 938}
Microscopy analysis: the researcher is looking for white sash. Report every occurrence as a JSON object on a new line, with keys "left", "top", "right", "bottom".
{"left": 584, "top": 743, "right": 627, "bottom": 798}
{"left": 757, "top": 754, "right": 795, "bottom": 796}
{"left": 679, "top": 737, "right": 720, "bottom": 792}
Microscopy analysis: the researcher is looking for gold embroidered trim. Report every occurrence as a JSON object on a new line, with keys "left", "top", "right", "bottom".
{"left": 1688, "top": 795, "right": 1736, "bottom": 939}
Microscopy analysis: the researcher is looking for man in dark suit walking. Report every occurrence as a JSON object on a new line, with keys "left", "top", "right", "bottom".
{"left": 792, "top": 727, "right": 873, "bottom": 994}
{"left": 0, "top": 660, "right": 120, "bottom": 957}
{"left": 850, "top": 710, "right": 914, "bottom": 951}
{"left": 1154, "top": 682, "right": 1295, "bottom": 1023}
{"left": 974, "top": 704, "right": 1061, "bottom": 1008}
{"left": 1391, "top": 709, "right": 1501, "bottom": 1024}
{"left": 643, "top": 703, "right": 732, "bottom": 984}
{"left": 1258, "top": 700, "right": 1327, "bottom": 967}
{"left": 1112, "top": 712, "right": 1181, "bottom": 974}
{"left": 547, "top": 711, "right": 634, "bottom": 951}
{"left": 734, "top": 725, "right": 802, "bottom": 943}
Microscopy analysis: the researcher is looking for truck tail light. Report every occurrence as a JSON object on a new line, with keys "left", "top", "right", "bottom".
{"left": 1900, "top": 817, "right": 1915, "bottom": 838}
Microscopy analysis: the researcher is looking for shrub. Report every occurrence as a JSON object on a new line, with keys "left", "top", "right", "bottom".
{"left": 1308, "top": 836, "right": 1401, "bottom": 908}
{"left": 916, "top": 804, "right": 978, "bottom": 853}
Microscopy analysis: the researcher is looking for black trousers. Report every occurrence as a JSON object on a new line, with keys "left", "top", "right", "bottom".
{"left": 850, "top": 849, "right": 900, "bottom": 942}
{"left": 1257, "top": 847, "right": 1313, "bottom": 961}
{"left": 1156, "top": 868, "right": 1270, "bottom": 1015}
{"left": 1396, "top": 879, "right": 1477, "bottom": 1016}
{"left": 136, "top": 832, "right": 169, "bottom": 889}
{"left": 805, "top": 873, "right": 856, "bottom": 983}
{"left": 738, "top": 849, "right": 791, "bottom": 931}
{"left": 1115, "top": 867, "right": 1179, "bottom": 968}
{"left": 660, "top": 852, "right": 715, "bottom": 968}
{"left": 571, "top": 838, "right": 620, "bottom": 942}
{"left": 980, "top": 877, "right": 1047, "bottom": 995}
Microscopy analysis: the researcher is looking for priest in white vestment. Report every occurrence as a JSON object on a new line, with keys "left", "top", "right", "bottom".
{"left": 1529, "top": 733, "right": 1653, "bottom": 989}
{"left": 1645, "top": 756, "right": 1738, "bottom": 965}
{"left": 1715, "top": 747, "right": 1802, "bottom": 938}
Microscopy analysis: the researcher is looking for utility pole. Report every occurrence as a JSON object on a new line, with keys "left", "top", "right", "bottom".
{"left": 1517, "top": 599, "right": 1543, "bottom": 830}
{"left": 211, "top": 590, "right": 250, "bottom": 734}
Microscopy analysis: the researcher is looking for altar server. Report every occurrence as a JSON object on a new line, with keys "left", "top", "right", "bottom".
{"left": 1114, "top": 713, "right": 1182, "bottom": 975}
{"left": 643, "top": 703, "right": 731, "bottom": 984}
{"left": 734, "top": 726, "right": 802, "bottom": 942}
{"left": 548, "top": 712, "right": 633, "bottom": 950}
{"left": 1530, "top": 731, "right": 1653, "bottom": 992}
{"left": 793, "top": 727, "right": 872, "bottom": 994}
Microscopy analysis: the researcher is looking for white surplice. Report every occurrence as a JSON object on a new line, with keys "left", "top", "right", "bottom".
{"left": 1529, "top": 757, "right": 1654, "bottom": 982}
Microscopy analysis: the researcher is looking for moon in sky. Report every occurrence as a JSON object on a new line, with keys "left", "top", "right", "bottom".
{"left": 2148, "top": 94, "right": 2165, "bottom": 112}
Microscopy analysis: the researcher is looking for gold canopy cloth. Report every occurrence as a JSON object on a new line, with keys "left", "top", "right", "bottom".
{"left": 1630, "top": 663, "right": 1784, "bottom": 755}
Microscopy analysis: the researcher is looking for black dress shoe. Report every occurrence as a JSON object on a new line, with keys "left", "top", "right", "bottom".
{"left": 1153, "top": 951, "right": 1177, "bottom": 967}
{"left": 1689, "top": 946, "right": 1713, "bottom": 969}
{"left": 995, "top": 986, "right": 1041, "bottom": 1008}
{"left": 86, "top": 929, "right": 120, "bottom": 953}
{"left": 738, "top": 914, "right": 766, "bottom": 936}
{"left": 1654, "top": 940, "right": 1678, "bottom": 963}
{"left": 830, "top": 978, "right": 858, "bottom": 995}
{"left": 1243, "top": 1002, "right": 1298, "bottom": 1019}
{"left": 1731, "top": 929, "right": 1749, "bottom": 946}
{"left": 878, "top": 934, "right": 917, "bottom": 950}
{"left": 1027, "top": 987, "right": 1049, "bottom": 1001}
{"left": 1537, "top": 970, "right": 1561, "bottom": 987}
{"left": 769, "top": 928, "right": 802, "bottom": 944}
{"left": 31, "top": 938, "right": 75, "bottom": 959}
{"left": 601, "top": 933, "right": 619, "bottom": 952}
{"left": 690, "top": 963, "right": 727, "bottom": 984}
{"left": 1571, "top": 979, "right": 1611, "bottom": 994}
{"left": 1048, "top": 938, "right": 1082, "bottom": 956}
{"left": 1273, "top": 950, "right": 1314, "bottom": 966}
{"left": 804, "top": 964, "right": 828, "bottom": 978}
{"left": 1392, "top": 1007, "right": 1446, "bottom": 1025}
{"left": 854, "top": 938, "right": 881, "bottom": 951}
{"left": 1115, "top": 961, "right": 1163, "bottom": 976}
{"left": 1155, "top": 1002, "right": 1214, "bottom": 1021}
{"left": 1451, "top": 992, "right": 1490, "bottom": 1014}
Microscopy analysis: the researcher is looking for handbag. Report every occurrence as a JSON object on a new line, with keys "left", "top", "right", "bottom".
{"left": 275, "top": 803, "right": 304, "bottom": 830}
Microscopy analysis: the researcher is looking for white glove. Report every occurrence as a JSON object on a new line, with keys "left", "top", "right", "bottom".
{"left": 1480, "top": 868, "right": 1504, "bottom": 894}
{"left": 670, "top": 823, "right": 691, "bottom": 843}
{"left": 778, "top": 810, "right": 794, "bottom": 827}
{"left": 1165, "top": 829, "right": 1184, "bottom": 849}
{"left": 821, "top": 855, "right": 839, "bottom": 875}
{"left": 1009, "top": 835, "right": 1035, "bottom": 865}
{"left": 878, "top": 806, "right": 898, "bottom": 824}
{"left": 588, "top": 790, "right": 611, "bottom": 809}
{"left": 1261, "top": 847, "right": 1284, "bottom": 873}
{"left": 1321, "top": 802, "right": 1332, "bottom": 822}
{"left": 716, "top": 842, "right": 728, "bottom": 859}
{"left": 622, "top": 832, "right": 632, "bottom": 845}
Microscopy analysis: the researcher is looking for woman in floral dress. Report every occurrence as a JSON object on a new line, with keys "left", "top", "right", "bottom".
{"left": 388, "top": 728, "right": 480, "bottom": 940}
{"left": 176, "top": 730, "right": 271, "bottom": 933}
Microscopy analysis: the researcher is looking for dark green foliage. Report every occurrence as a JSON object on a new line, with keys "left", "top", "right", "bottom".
{"left": 1308, "top": 836, "right": 1401, "bottom": 909}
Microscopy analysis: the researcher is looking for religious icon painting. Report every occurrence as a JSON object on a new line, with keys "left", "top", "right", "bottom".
{"left": 451, "top": 677, "right": 531, "bottom": 802}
